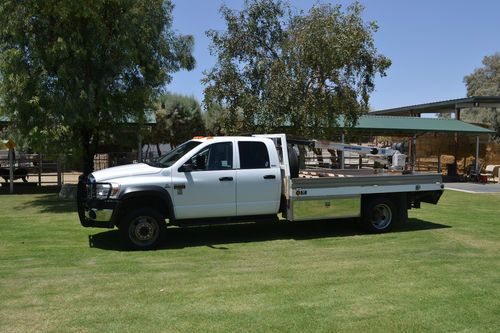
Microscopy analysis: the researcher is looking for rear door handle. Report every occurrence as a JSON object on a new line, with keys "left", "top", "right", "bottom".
{"left": 263, "top": 175, "right": 276, "bottom": 179}
{"left": 219, "top": 177, "right": 234, "bottom": 181}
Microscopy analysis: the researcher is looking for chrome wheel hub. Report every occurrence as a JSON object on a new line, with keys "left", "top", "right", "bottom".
{"left": 130, "top": 216, "right": 158, "bottom": 245}
{"left": 370, "top": 204, "right": 392, "bottom": 230}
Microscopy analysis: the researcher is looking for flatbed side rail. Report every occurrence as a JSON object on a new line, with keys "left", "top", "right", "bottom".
{"left": 291, "top": 173, "right": 443, "bottom": 189}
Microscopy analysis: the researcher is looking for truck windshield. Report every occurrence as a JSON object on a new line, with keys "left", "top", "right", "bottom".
{"left": 156, "top": 141, "right": 201, "bottom": 168}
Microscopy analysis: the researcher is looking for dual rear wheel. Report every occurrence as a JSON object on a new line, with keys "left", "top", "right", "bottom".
{"left": 359, "top": 196, "right": 407, "bottom": 233}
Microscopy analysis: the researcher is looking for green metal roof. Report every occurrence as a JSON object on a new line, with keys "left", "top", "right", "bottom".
{"left": 123, "top": 110, "right": 157, "bottom": 125}
{"left": 370, "top": 96, "right": 500, "bottom": 116}
{"left": 0, "top": 112, "right": 156, "bottom": 125}
{"left": 343, "top": 115, "right": 494, "bottom": 134}
{"left": 1, "top": 112, "right": 492, "bottom": 134}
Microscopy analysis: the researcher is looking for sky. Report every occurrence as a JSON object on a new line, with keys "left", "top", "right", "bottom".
{"left": 167, "top": 0, "right": 500, "bottom": 111}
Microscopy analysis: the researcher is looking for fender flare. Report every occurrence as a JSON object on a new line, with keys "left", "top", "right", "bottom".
{"left": 116, "top": 185, "right": 175, "bottom": 221}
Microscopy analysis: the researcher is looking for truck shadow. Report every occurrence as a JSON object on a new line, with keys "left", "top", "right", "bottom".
{"left": 88, "top": 218, "right": 450, "bottom": 251}
{"left": 14, "top": 193, "right": 75, "bottom": 213}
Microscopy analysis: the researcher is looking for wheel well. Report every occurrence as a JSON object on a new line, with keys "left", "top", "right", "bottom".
{"left": 361, "top": 193, "right": 408, "bottom": 228}
{"left": 115, "top": 195, "right": 170, "bottom": 227}
{"left": 361, "top": 193, "right": 407, "bottom": 208}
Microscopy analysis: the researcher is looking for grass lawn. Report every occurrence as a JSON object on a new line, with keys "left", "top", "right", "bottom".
{"left": 1, "top": 190, "right": 499, "bottom": 332}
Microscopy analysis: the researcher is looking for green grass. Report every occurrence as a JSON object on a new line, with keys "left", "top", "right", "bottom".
{"left": 1, "top": 191, "right": 499, "bottom": 332}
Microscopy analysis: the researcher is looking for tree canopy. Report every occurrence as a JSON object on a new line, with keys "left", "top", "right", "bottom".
{"left": 147, "top": 93, "right": 205, "bottom": 155}
{"left": 0, "top": 0, "right": 194, "bottom": 174}
{"left": 203, "top": 0, "right": 390, "bottom": 138}
{"left": 462, "top": 53, "right": 500, "bottom": 137}
{"left": 204, "top": 102, "right": 236, "bottom": 136}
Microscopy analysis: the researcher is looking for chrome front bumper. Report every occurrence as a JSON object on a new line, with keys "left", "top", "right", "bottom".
{"left": 77, "top": 177, "right": 117, "bottom": 229}
{"left": 84, "top": 208, "right": 114, "bottom": 222}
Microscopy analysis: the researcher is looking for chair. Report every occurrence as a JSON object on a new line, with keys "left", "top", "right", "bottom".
{"left": 494, "top": 166, "right": 500, "bottom": 183}
{"left": 481, "top": 165, "right": 500, "bottom": 183}
{"left": 467, "top": 161, "right": 484, "bottom": 183}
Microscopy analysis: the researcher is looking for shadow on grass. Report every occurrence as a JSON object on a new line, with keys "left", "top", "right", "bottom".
{"left": 0, "top": 184, "right": 60, "bottom": 194}
{"left": 88, "top": 218, "right": 450, "bottom": 252}
{"left": 16, "top": 193, "right": 75, "bottom": 213}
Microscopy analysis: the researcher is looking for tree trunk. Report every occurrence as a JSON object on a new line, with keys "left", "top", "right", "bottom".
{"left": 156, "top": 143, "right": 162, "bottom": 157}
{"left": 81, "top": 129, "right": 95, "bottom": 176}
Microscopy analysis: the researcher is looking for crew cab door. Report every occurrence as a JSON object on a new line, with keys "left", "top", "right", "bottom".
{"left": 172, "top": 141, "right": 236, "bottom": 219}
{"left": 236, "top": 140, "right": 281, "bottom": 216}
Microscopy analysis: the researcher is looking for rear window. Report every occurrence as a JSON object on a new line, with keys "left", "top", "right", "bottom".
{"left": 238, "top": 141, "right": 270, "bottom": 169}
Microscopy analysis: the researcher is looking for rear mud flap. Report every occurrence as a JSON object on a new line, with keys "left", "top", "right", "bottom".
{"left": 410, "top": 190, "right": 443, "bottom": 208}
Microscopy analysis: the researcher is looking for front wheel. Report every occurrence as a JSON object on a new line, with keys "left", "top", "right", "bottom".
{"left": 359, "top": 196, "right": 400, "bottom": 233}
{"left": 120, "top": 208, "right": 166, "bottom": 250}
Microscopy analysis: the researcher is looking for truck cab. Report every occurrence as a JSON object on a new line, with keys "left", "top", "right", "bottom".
{"left": 78, "top": 136, "right": 284, "bottom": 249}
{"left": 168, "top": 136, "right": 281, "bottom": 219}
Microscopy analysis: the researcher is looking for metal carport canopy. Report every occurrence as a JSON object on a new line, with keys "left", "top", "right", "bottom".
{"left": 338, "top": 115, "right": 493, "bottom": 174}
{"left": 342, "top": 115, "right": 494, "bottom": 134}
{"left": 369, "top": 96, "right": 500, "bottom": 117}
{"left": 0, "top": 113, "right": 156, "bottom": 125}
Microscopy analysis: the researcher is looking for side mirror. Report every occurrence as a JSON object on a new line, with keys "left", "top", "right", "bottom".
{"left": 178, "top": 163, "right": 194, "bottom": 173}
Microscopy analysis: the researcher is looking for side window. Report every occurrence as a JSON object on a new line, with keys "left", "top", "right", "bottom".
{"left": 188, "top": 142, "right": 233, "bottom": 171}
{"left": 238, "top": 141, "right": 270, "bottom": 169}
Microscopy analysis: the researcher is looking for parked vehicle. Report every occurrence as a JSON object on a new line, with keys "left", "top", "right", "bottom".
{"left": 77, "top": 134, "right": 443, "bottom": 249}
{"left": 0, "top": 149, "right": 30, "bottom": 183}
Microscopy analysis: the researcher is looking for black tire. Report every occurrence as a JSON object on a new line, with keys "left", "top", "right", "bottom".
{"left": 359, "top": 196, "right": 400, "bottom": 233}
{"left": 120, "top": 208, "right": 166, "bottom": 250}
{"left": 288, "top": 145, "right": 299, "bottom": 179}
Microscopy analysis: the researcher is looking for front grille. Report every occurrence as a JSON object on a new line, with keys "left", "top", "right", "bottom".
{"left": 86, "top": 174, "right": 97, "bottom": 199}
{"left": 86, "top": 183, "right": 96, "bottom": 199}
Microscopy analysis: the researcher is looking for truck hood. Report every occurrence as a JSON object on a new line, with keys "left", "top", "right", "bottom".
{"left": 91, "top": 163, "right": 162, "bottom": 182}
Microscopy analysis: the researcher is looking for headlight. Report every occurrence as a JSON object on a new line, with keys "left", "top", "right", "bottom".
{"left": 95, "top": 184, "right": 111, "bottom": 199}
{"left": 95, "top": 183, "right": 120, "bottom": 199}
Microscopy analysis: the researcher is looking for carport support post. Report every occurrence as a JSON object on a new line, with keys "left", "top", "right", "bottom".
{"left": 8, "top": 147, "right": 14, "bottom": 194}
{"left": 57, "top": 156, "right": 62, "bottom": 187}
{"left": 475, "top": 136, "right": 479, "bottom": 173}
{"left": 411, "top": 134, "right": 417, "bottom": 171}
{"left": 38, "top": 155, "right": 42, "bottom": 186}
{"left": 137, "top": 133, "right": 142, "bottom": 163}
{"left": 340, "top": 132, "right": 345, "bottom": 169}
{"left": 436, "top": 133, "right": 442, "bottom": 174}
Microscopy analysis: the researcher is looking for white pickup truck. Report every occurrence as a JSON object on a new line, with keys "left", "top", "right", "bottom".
{"left": 77, "top": 134, "right": 443, "bottom": 249}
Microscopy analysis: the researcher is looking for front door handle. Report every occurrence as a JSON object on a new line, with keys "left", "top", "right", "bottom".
{"left": 173, "top": 184, "right": 186, "bottom": 190}
{"left": 219, "top": 177, "right": 234, "bottom": 181}
{"left": 263, "top": 175, "right": 276, "bottom": 179}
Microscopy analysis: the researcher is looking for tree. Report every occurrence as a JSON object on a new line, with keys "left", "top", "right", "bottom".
{"left": 203, "top": 0, "right": 390, "bottom": 138}
{"left": 0, "top": 0, "right": 194, "bottom": 174}
{"left": 462, "top": 53, "right": 500, "bottom": 137}
{"left": 147, "top": 93, "right": 205, "bottom": 155}
{"left": 203, "top": 103, "right": 239, "bottom": 136}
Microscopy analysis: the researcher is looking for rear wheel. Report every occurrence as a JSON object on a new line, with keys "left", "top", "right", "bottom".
{"left": 120, "top": 208, "right": 166, "bottom": 250}
{"left": 360, "top": 196, "right": 400, "bottom": 233}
